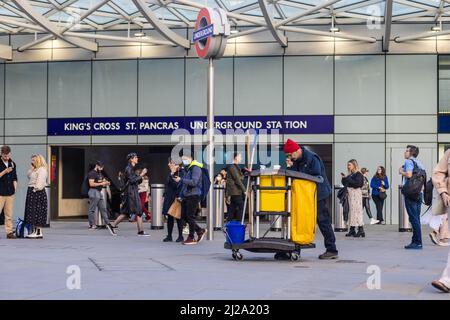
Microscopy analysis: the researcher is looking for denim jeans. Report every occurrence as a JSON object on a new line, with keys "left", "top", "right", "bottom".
{"left": 404, "top": 194, "right": 422, "bottom": 245}
{"left": 88, "top": 188, "right": 110, "bottom": 226}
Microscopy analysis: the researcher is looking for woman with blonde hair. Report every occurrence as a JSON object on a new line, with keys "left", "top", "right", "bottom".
{"left": 24, "top": 154, "right": 48, "bottom": 239}
{"left": 341, "top": 159, "right": 365, "bottom": 238}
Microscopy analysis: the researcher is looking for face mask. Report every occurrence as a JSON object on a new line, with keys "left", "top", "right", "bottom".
{"left": 182, "top": 159, "right": 191, "bottom": 166}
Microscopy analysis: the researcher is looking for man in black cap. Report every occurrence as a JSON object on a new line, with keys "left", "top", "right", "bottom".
{"left": 110, "top": 153, "right": 150, "bottom": 237}
{"left": 87, "top": 160, "right": 116, "bottom": 236}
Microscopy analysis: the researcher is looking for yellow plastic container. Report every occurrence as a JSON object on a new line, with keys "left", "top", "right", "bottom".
{"left": 290, "top": 179, "right": 317, "bottom": 245}
{"left": 259, "top": 175, "right": 286, "bottom": 212}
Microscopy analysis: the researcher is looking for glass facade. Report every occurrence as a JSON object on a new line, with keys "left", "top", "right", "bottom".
{"left": 0, "top": 54, "right": 441, "bottom": 224}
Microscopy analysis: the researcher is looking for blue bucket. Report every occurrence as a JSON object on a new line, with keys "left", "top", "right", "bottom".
{"left": 224, "top": 221, "right": 246, "bottom": 244}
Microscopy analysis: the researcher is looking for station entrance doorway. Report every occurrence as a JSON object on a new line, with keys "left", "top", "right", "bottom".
{"left": 49, "top": 144, "right": 332, "bottom": 221}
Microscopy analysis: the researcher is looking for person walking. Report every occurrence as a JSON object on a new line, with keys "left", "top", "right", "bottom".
{"left": 342, "top": 160, "right": 365, "bottom": 238}
{"left": 87, "top": 161, "right": 116, "bottom": 235}
{"left": 0, "top": 145, "right": 17, "bottom": 239}
{"left": 24, "top": 155, "right": 48, "bottom": 239}
{"left": 282, "top": 139, "right": 339, "bottom": 260}
{"left": 361, "top": 168, "right": 379, "bottom": 225}
{"left": 430, "top": 149, "right": 450, "bottom": 292}
{"left": 111, "top": 153, "right": 149, "bottom": 237}
{"left": 174, "top": 154, "right": 207, "bottom": 245}
{"left": 226, "top": 152, "right": 246, "bottom": 222}
{"left": 138, "top": 169, "right": 151, "bottom": 222}
{"left": 370, "top": 166, "right": 389, "bottom": 225}
{"left": 162, "top": 158, "right": 184, "bottom": 243}
{"left": 400, "top": 145, "right": 425, "bottom": 250}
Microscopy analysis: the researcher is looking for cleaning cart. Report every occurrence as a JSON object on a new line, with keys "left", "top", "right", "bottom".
{"left": 224, "top": 168, "right": 323, "bottom": 261}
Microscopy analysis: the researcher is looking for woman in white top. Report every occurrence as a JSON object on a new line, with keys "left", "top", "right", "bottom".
{"left": 24, "top": 154, "right": 48, "bottom": 239}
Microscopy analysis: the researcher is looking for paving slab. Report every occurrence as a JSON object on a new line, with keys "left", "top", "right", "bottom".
{"left": 0, "top": 221, "right": 449, "bottom": 300}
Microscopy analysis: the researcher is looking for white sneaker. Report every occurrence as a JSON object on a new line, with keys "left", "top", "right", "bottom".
{"left": 26, "top": 231, "right": 37, "bottom": 239}
{"left": 370, "top": 218, "right": 380, "bottom": 225}
{"left": 438, "top": 239, "right": 450, "bottom": 247}
{"left": 137, "top": 231, "right": 150, "bottom": 237}
{"left": 183, "top": 225, "right": 189, "bottom": 235}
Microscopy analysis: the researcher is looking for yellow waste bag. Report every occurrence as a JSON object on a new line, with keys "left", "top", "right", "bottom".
{"left": 291, "top": 179, "right": 317, "bottom": 245}
{"left": 259, "top": 175, "right": 286, "bottom": 212}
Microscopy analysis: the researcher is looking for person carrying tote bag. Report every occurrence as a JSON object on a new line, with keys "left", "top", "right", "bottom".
{"left": 431, "top": 149, "right": 450, "bottom": 292}
{"left": 162, "top": 158, "right": 184, "bottom": 243}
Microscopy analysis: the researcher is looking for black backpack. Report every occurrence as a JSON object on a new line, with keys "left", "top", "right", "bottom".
{"left": 401, "top": 160, "right": 427, "bottom": 201}
{"left": 423, "top": 178, "right": 433, "bottom": 206}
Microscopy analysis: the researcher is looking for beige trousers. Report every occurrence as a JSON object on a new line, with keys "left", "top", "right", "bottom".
{"left": 439, "top": 211, "right": 450, "bottom": 288}
{"left": 0, "top": 195, "right": 15, "bottom": 235}
{"left": 439, "top": 216, "right": 450, "bottom": 240}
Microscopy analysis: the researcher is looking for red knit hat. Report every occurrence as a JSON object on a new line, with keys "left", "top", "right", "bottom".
{"left": 283, "top": 139, "right": 300, "bottom": 154}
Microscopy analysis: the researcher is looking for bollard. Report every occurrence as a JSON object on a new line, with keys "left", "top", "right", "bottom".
{"left": 151, "top": 184, "right": 164, "bottom": 230}
{"left": 333, "top": 185, "right": 347, "bottom": 232}
{"left": 213, "top": 184, "right": 225, "bottom": 231}
{"left": 398, "top": 185, "right": 412, "bottom": 232}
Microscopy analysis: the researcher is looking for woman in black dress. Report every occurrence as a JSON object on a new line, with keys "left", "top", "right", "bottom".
{"left": 111, "top": 153, "right": 150, "bottom": 236}
{"left": 162, "top": 158, "right": 184, "bottom": 242}
{"left": 24, "top": 154, "right": 48, "bottom": 239}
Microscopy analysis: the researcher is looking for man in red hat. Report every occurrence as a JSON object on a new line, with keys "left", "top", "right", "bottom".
{"left": 282, "top": 139, "right": 339, "bottom": 260}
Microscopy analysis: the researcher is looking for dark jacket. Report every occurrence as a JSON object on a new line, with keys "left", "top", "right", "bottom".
{"left": 226, "top": 164, "right": 246, "bottom": 197}
{"left": 337, "top": 187, "right": 349, "bottom": 221}
{"left": 0, "top": 159, "right": 17, "bottom": 196}
{"left": 342, "top": 172, "right": 364, "bottom": 189}
{"left": 120, "top": 164, "right": 143, "bottom": 216}
{"left": 180, "top": 161, "right": 203, "bottom": 199}
{"left": 370, "top": 176, "right": 389, "bottom": 196}
{"left": 162, "top": 170, "right": 182, "bottom": 216}
{"left": 291, "top": 147, "right": 331, "bottom": 201}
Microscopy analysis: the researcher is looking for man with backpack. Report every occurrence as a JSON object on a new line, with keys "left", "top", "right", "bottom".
{"left": 400, "top": 145, "right": 426, "bottom": 250}
{"left": 174, "top": 154, "right": 208, "bottom": 245}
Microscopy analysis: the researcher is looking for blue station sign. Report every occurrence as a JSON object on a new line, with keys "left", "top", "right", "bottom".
{"left": 193, "top": 24, "right": 214, "bottom": 42}
{"left": 47, "top": 115, "right": 334, "bottom": 136}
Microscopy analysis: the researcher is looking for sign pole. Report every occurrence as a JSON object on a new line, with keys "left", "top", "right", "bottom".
{"left": 207, "top": 57, "right": 214, "bottom": 241}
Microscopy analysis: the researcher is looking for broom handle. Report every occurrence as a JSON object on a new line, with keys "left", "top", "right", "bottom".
{"left": 241, "top": 131, "right": 258, "bottom": 225}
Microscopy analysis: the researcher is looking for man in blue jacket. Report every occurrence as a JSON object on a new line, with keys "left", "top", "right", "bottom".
{"left": 174, "top": 154, "right": 207, "bottom": 245}
{"left": 283, "top": 139, "right": 339, "bottom": 260}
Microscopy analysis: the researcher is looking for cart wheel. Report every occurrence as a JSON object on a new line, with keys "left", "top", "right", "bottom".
{"left": 290, "top": 252, "right": 300, "bottom": 262}
{"left": 235, "top": 252, "right": 243, "bottom": 261}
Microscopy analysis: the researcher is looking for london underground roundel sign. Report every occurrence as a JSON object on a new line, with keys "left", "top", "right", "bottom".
{"left": 193, "top": 7, "right": 230, "bottom": 59}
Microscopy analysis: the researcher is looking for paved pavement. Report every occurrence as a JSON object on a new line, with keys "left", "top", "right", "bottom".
{"left": 0, "top": 221, "right": 449, "bottom": 300}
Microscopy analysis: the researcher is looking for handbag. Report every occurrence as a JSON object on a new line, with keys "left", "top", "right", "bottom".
{"left": 168, "top": 198, "right": 182, "bottom": 220}
{"left": 432, "top": 188, "right": 447, "bottom": 216}
{"left": 379, "top": 191, "right": 387, "bottom": 200}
